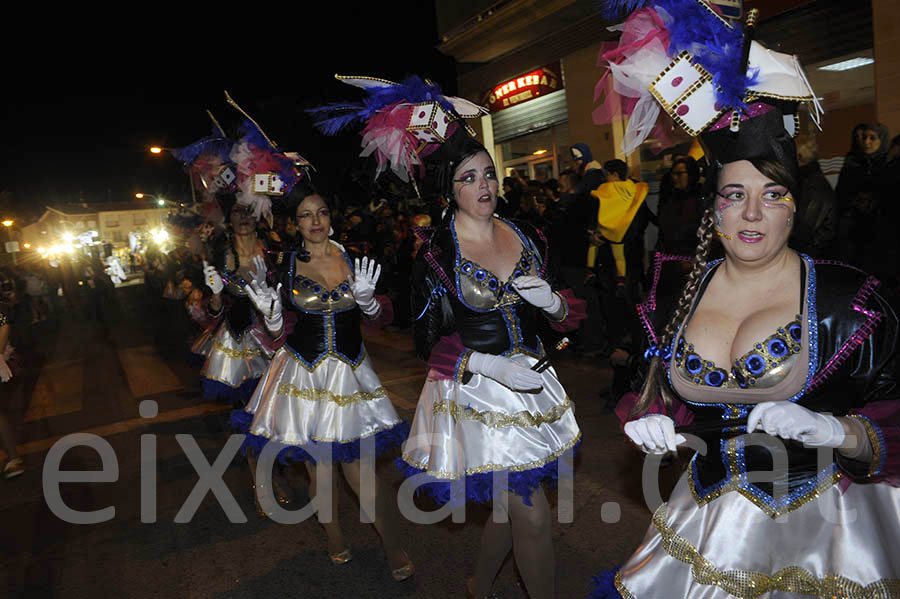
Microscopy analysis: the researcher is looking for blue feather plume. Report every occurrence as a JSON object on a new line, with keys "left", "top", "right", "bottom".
{"left": 599, "top": 0, "right": 653, "bottom": 21}
{"left": 602, "top": 0, "right": 758, "bottom": 111}
{"left": 171, "top": 131, "right": 233, "bottom": 167}
{"left": 309, "top": 75, "right": 457, "bottom": 136}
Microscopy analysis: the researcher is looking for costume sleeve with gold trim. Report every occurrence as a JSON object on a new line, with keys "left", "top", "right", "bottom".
{"left": 838, "top": 401, "right": 900, "bottom": 485}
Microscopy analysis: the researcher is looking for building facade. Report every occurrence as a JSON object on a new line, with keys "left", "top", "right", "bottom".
{"left": 436, "top": 0, "right": 885, "bottom": 185}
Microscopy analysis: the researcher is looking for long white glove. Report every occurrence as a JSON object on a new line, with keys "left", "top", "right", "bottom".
{"left": 202, "top": 260, "right": 224, "bottom": 295}
{"left": 348, "top": 256, "right": 381, "bottom": 316}
{"left": 0, "top": 356, "right": 11, "bottom": 382}
{"left": 747, "top": 401, "right": 846, "bottom": 448}
{"left": 511, "top": 275, "right": 561, "bottom": 314}
{"left": 245, "top": 258, "right": 283, "bottom": 335}
{"left": 467, "top": 351, "right": 544, "bottom": 391}
{"left": 624, "top": 414, "right": 687, "bottom": 455}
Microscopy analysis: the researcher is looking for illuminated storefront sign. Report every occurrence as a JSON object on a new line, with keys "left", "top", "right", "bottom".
{"left": 484, "top": 62, "right": 563, "bottom": 113}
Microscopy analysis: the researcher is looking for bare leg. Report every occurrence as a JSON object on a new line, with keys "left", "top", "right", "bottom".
{"left": 305, "top": 462, "right": 345, "bottom": 555}
{"left": 470, "top": 505, "right": 513, "bottom": 598}
{"left": 508, "top": 487, "right": 555, "bottom": 599}
{"left": 340, "top": 460, "right": 408, "bottom": 570}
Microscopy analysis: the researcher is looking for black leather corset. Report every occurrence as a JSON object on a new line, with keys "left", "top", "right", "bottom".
{"left": 685, "top": 402, "right": 840, "bottom": 519}
{"left": 224, "top": 292, "right": 254, "bottom": 340}
{"left": 449, "top": 295, "right": 543, "bottom": 357}
{"left": 284, "top": 307, "right": 364, "bottom": 368}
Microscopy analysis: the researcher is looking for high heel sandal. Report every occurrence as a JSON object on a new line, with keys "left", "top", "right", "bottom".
{"left": 390, "top": 550, "right": 414, "bottom": 582}
{"left": 251, "top": 483, "right": 272, "bottom": 518}
{"left": 328, "top": 547, "right": 353, "bottom": 565}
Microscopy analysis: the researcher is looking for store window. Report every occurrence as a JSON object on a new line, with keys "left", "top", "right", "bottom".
{"left": 499, "top": 121, "right": 569, "bottom": 182}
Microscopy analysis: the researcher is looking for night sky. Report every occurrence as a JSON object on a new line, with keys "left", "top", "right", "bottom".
{"left": 0, "top": 4, "right": 456, "bottom": 221}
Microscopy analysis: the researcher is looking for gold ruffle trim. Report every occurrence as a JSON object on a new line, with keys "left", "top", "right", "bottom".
{"left": 400, "top": 430, "right": 581, "bottom": 479}
{"left": 212, "top": 341, "right": 262, "bottom": 359}
{"left": 275, "top": 382, "right": 388, "bottom": 407}
{"left": 432, "top": 397, "right": 572, "bottom": 429}
{"left": 848, "top": 414, "right": 883, "bottom": 478}
{"left": 623, "top": 502, "right": 900, "bottom": 598}
{"left": 688, "top": 437, "right": 842, "bottom": 519}
{"left": 283, "top": 346, "right": 367, "bottom": 372}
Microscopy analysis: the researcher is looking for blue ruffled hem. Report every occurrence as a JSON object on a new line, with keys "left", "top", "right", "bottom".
{"left": 228, "top": 408, "right": 253, "bottom": 433}
{"left": 237, "top": 419, "right": 411, "bottom": 465}
{"left": 395, "top": 439, "right": 581, "bottom": 507}
{"left": 200, "top": 377, "right": 259, "bottom": 407}
{"left": 587, "top": 567, "right": 622, "bottom": 599}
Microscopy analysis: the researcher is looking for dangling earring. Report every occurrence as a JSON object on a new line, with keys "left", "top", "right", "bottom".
{"left": 786, "top": 216, "right": 793, "bottom": 227}
{"left": 328, "top": 226, "right": 334, "bottom": 237}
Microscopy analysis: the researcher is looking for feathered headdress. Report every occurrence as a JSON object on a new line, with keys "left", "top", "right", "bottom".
{"left": 171, "top": 111, "right": 237, "bottom": 198}
{"left": 595, "top": 0, "right": 822, "bottom": 160}
{"left": 224, "top": 91, "right": 313, "bottom": 226}
{"left": 309, "top": 75, "right": 487, "bottom": 194}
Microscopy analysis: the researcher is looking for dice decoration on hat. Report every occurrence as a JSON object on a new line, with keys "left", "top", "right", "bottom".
{"left": 649, "top": 52, "right": 723, "bottom": 136}
{"left": 310, "top": 74, "right": 487, "bottom": 192}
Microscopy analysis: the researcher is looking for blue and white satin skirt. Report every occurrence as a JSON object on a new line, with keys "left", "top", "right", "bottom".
{"left": 608, "top": 471, "right": 900, "bottom": 598}
{"left": 200, "top": 324, "right": 269, "bottom": 404}
{"left": 397, "top": 352, "right": 581, "bottom": 505}
{"left": 232, "top": 347, "right": 409, "bottom": 464}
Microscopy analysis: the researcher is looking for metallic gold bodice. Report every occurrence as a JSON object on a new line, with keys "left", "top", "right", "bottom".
{"left": 289, "top": 274, "right": 357, "bottom": 313}
{"left": 675, "top": 318, "right": 803, "bottom": 389}
{"left": 456, "top": 247, "right": 538, "bottom": 310}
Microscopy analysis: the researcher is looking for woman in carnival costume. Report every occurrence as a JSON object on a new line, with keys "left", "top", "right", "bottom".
{"left": 313, "top": 74, "right": 586, "bottom": 598}
{"left": 175, "top": 99, "right": 306, "bottom": 407}
{"left": 589, "top": 2, "right": 900, "bottom": 597}
{"left": 231, "top": 177, "right": 414, "bottom": 578}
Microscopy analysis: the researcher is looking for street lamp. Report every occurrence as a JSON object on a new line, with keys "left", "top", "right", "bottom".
{"left": 135, "top": 193, "right": 169, "bottom": 206}
{"left": 1, "top": 220, "right": 12, "bottom": 228}
{"left": 149, "top": 146, "right": 163, "bottom": 154}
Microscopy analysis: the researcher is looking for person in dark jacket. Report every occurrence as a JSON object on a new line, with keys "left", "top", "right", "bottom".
{"left": 791, "top": 138, "right": 837, "bottom": 258}
{"left": 836, "top": 122, "right": 890, "bottom": 269}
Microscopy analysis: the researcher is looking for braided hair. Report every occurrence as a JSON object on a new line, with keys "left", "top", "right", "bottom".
{"left": 629, "top": 206, "right": 717, "bottom": 418}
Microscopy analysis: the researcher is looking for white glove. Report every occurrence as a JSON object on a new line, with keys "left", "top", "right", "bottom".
{"left": 747, "top": 401, "right": 846, "bottom": 448}
{"left": 511, "top": 275, "right": 561, "bottom": 313}
{"left": 467, "top": 351, "right": 544, "bottom": 391}
{"left": 202, "top": 260, "right": 224, "bottom": 295}
{"left": 246, "top": 278, "right": 284, "bottom": 335}
{"left": 0, "top": 356, "right": 11, "bottom": 382}
{"left": 624, "top": 414, "right": 687, "bottom": 455}
{"left": 348, "top": 256, "right": 381, "bottom": 316}
{"left": 249, "top": 255, "right": 268, "bottom": 288}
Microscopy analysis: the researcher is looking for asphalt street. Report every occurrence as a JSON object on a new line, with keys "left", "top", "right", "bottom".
{"left": 0, "top": 285, "right": 685, "bottom": 598}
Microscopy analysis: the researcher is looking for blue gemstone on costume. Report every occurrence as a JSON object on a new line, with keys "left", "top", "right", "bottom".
{"left": 685, "top": 354, "right": 703, "bottom": 374}
{"left": 705, "top": 369, "right": 726, "bottom": 387}
{"left": 789, "top": 324, "right": 802, "bottom": 342}
{"left": 756, "top": 344, "right": 763, "bottom": 350}
{"left": 694, "top": 378, "right": 700, "bottom": 383}
{"left": 320, "top": 293, "right": 330, "bottom": 301}
{"left": 340, "top": 284, "right": 349, "bottom": 293}
{"left": 302, "top": 279, "right": 312, "bottom": 288}
{"left": 312, "top": 285, "right": 322, "bottom": 293}
{"left": 768, "top": 338, "right": 788, "bottom": 357}
{"left": 461, "top": 262, "right": 473, "bottom": 274}
{"left": 732, "top": 367, "right": 747, "bottom": 388}
{"left": 513, "top": 269, "right": 523, "bottom": 279}
{"left": 505, "top": 282, "right": 515, "bottom": 293}
{"left": 676, "top": 338, "right": 685, "bottom": 359}
{"left": 331, "top": 290, "right": 341, "bottom": 301}
{"left": 660, "top": 344, "right": 672, "bottom": 360}
{"left": 474, "top": 269, "right": 486, "bottom": 281}
{"left": 746, "top": 354, "right": 766, "bottom": 375}
{"left": 488, "top": 278, "right": 498, "bottom": 290}
{"left": 520, "top": 257, "right": 529, "bottom": 267}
